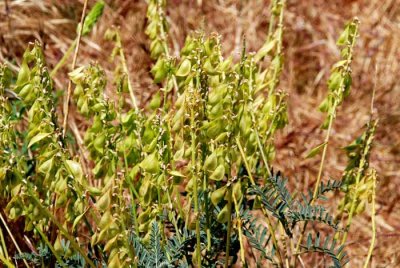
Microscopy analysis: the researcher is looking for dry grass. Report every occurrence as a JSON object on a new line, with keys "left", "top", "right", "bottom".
{"left": 1, "top": 0, "right": 399, "bottom": 266}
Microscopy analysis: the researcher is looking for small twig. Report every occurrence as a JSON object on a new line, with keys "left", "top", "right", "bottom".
{"left": 62, "top": 0, "right": 89, "bottom": 138}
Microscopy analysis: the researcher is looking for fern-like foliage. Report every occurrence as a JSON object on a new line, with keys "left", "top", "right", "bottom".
{"left": 289, "top": 203, "right": 339, "bottom": 230}
{"left": 303, "top": 179, "right": 342, "bottom": 202}
{"left": 300, "top": 233, "right": 349, "bottom": 268}
{"left": 130, "top": 221, "right": 171, "bottom": 268}
{"left": 242, "top": 215, "right": 275, "bottom": 264}
{"left": 14, "top": 240, "right": 95, "bottom": 268}
{"left": 248, "top": 172, "right": 293, "bottom": 236}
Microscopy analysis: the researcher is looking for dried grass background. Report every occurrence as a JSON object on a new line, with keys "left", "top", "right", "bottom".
{"left": 1, "top": 0, "right": 399, "bottom": 267}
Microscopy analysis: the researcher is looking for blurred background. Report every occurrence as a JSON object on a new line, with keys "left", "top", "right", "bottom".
{"left": 1, "top": 0, "right": 399, "bottom": 266}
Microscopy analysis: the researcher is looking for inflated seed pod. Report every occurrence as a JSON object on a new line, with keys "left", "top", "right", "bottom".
{"left": 211, "top": 186, "right": 227, "bottom": 206}
{"left": 185, "top": 177, "right": 194, "bottom": 193}
{"left": 56, "top": 194, "right": 67, "bottom": 207}
{"left": 96, "top": 190, "right": 111, "bottom": 211}
{"left": 217, "top": 204, "right": 230, "bottom": 223}
{"left": 18, "top": 84, "right": 32, "bottom": 99}
{"left": 204, "top": 152, "right": 218, "bottom": 172}
{"left": 233, "top": 181, "right": 243, "bottom": 201}
{"left": 99, "top": 210, "right": 112, "bottom": 229}
{"left": 140, "top": 153, "right": 160, "bottom": 174}
{"left": 176, "top": 58, "right": 191, "bottom": 77}
{"left": 206, "top": 119, "right": 223, "bottom": 139}
{"left": 108, "top": 252, "right": 121, "bottom": 268}
{"left": 210, "top": 164, "right": 225, "bottom": 181}
{"left": 239, "top": 113, "right": 252, "bottom": 138}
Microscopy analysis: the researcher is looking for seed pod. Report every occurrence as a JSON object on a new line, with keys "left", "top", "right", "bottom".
{"left": 192, "top": 247, "right": 200, "bottom": 266}
{"left": 149, "top": 91, "right": 161, "bottom": 110}
{"left": 18, "top": 84, "right": 32, "bottom": 98}
{"left": 204, "top": 152, "right": 218, "bottom": 172}
{"left": 217, "top": 204, "right": 230, "bottom": 223}
{"left": 328, "top": 71, "right": 342, "bottom": 92}
{"left": 103, "top": 236, "right": 117, "bottom": 252}
{"left": 215, "top": 132, "right": 228, "bottom": 143}
{"left": 56, "top": 194, "right": 67, "bottom": 207}
{"left": 38, "top": 157, "right": 53, "bottom": 174}
{"left": 175, "top": 93, "right": 185, "bottom": 109}
{"left": 211, "top": 186, "right": 227, "bottom": 206}
{"left": 55, "top": 178, "right": 67, "bottom": 193}
{"left": 99, "top": 210, "right": 112, "bottom": 229}
{"left": 176, "top": 59, "right": 191, "bottom": 77}
{"left": 185, "top": 177, "right": 194, "bottom": 193}
{"left": 210, "top": 164, "right": 225, "bottom": 181}
{"left": 150, "top": 40, "right": 164, "bottom": 59}
{"left": 233, "top": 181, "right": 243, "bottom": 201}
{"left": 54, "top": 236, "right": 63, "bottom": 255}
{"left": 206, "top": 120, "right": 223, "bottom": 139}
{"left": 210, "top": 102, "right": 223, "bottom": 118}
{"left": 140, "top": 153, "right": 160, "bottom": 174}
{"left": 96, "top": 191, "right": 111, "bottom": 211}
{"left": 239, "top": 114, "right": 252, "bottom": 138}
{"left": 16, "top": 62, "right": 30, "bottom": 85}
{"left": 203, "top": 59, "right": 217, "bottom": 75}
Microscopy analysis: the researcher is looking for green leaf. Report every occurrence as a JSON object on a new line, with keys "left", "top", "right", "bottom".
{"left": 81, "top": 1, "right": 105, "bottom": 36}
{"left": 168, "top": 170, "right": 185, "bottom": 178}
{"left": 72, "top": 211, "right": 86, "bottom": 231}
{"left": 305, "top": 142, "right": 327, "bottom": 159}
{"left": 255, "top": 39, "right": 276, "bottom": 62}
{"left": 28, "top": 132, "right": 51, "bottom": 148}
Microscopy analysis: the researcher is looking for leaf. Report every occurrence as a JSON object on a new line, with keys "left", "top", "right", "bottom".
{"left": 28, "top": 132, "right": 51, "bottom": 148}
{"left": 82, "top": 1, "right": 105, "bottom": 36}
{"left": 255, "top": 39, "right": 276, "bottom": 62}
{"left": 72, "top": 210, "right": 87, "bottom": 231}
{"left": 168, "top": 170, "right": 185, "bottom": 178}
{"left": 305, "top": 142, "right": 327, "bottom": 159}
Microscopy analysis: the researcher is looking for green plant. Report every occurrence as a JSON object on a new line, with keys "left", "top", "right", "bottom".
{"left": 0, "top": 1, "right": 379, "bottom": 267}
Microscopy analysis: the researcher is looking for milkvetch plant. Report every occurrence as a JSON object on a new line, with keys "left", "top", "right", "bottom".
{"left": 0, "top": 1, "right": 379, "bottom": 267}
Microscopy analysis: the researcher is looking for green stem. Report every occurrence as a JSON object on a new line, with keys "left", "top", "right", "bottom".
{"left": 62, "top": 0, "right": 88, "bottom": 138}
{"left": 224, "top": 186, "right": 233, "bottom": 268}
{"left": 50, "top": 39, "right": 77, "bottom": 78}
{"left": 236, "top": 137, "right": 284, "bottom": 267}
{"left": 233, "top": 196, "right": 246, "bottom": 266}
{"left": 115, "top": 30, "right": 138, "bottom": 110}
{"left": 190, "top": 106, "right": 202, "bottom": 267}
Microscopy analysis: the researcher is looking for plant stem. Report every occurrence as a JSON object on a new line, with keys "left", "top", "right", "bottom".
{"left": 114, "top": 29, "right": 138, "bottom": 110}
{"left": 0, "top": 212, "right": 29, "bottom": 268}
{"left": 34, "top": 224, "right": 66, "bottom": 267}
{"left": 233, "top": 196, "right": 246, "bottom": 266}
{"left": 50, "top": 39, "right": 77, "bottom": 78}
{"left": 224, "top": 185, "right": 233, "bottom": 268}
{"left": 236, "top": 137, "right": 284, "bottom": 267}
{"left": 190, "top": 103, "right": 202, "bottom": 267}
{"left": 363, "top": 171, "right": 376, "bottom": 268}
{"left": 340, "top": 126, "right": 376, "bottom": 246}
{"left": 62, "top": 0, "right": 88, "bottom": 138}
